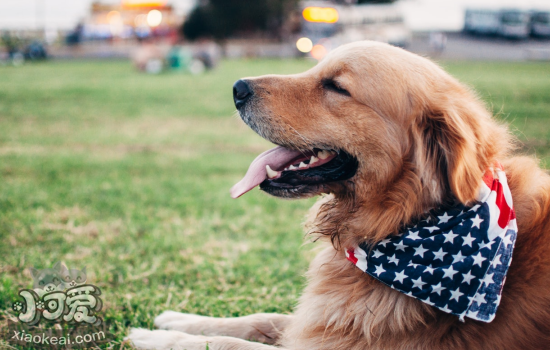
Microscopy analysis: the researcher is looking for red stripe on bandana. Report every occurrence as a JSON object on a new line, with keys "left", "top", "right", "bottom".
{"left": 493, "top": 180, "right": 513, "bottom": 229}
{"left": 482, "top": 170, "right": 494, "bottom": 189}
{"left": 346, "top": 248, "right": 358, "bottom": 264}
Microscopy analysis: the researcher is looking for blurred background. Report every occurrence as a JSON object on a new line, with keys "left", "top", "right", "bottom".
{"left": 2, "top": 0, "right": 550, "bottom": 66}
{"left": 1, "top": 1, "right": 549, "bottom": 348}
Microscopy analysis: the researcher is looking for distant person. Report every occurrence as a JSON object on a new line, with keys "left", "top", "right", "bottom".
{"left": 2, "top": 31, "right": 19, "bottom": 59}
{"left": 66, "top": 23, "right": 83, "bottom": 46}
{"left": 429, "top": 31, "right": 447, "bottom": 55}
{"left": 24, "top": 41, "right": 47, "bottom": 61}
{"left": 132, "top": 39, "right": 166, "bottom": 73}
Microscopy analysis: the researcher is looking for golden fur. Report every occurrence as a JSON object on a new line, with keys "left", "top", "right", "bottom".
{"left": 128, "top": 41, "right": 550, "bottom": 350}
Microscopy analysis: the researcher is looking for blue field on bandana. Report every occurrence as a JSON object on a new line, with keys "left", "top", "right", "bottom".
{"left": 351, "top": 201, "right": 515, "bottom": 322}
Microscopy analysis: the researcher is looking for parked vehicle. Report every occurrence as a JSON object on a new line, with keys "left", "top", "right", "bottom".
{"left": 499, "top": 9, "right": 530, "bottom": 39}
{"left": 465, "top": 8, "right": 530, "bottom": 40}
{"left": 464, "top": 9, "right": 500, "bottom": 36}
{"left": 531, "top": 10, "right": 550, "bottom": 38}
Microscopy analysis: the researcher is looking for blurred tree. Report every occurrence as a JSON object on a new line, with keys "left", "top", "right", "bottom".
{"left": 182, "top": 5, "right": 212, "bottom": 41}
{"left": 182, "top": 0, "right": 299, "bottom": 41}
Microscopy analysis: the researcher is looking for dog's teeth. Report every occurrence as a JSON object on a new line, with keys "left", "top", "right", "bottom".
{"left": 318, "top": 150, "right": 330, "bottom": 159}
{"left": 299, "top": 162, "right": 307, "bottom": 169}
{"left": 266, "top": 165, "right": 278, "bottom": 179}
{"left": 310, "top": 156, "right": 319, "bottom": 164}
{"left": 289, "top": 165, "right": 297, "bottom": 170}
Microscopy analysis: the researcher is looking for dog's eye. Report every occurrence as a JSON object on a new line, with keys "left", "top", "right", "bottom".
{"left": 322, "top": 79, "right": 351, "bottom": 97}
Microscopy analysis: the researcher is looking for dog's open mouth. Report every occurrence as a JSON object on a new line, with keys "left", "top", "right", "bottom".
{"left": 231, "top": 146, "right": 358, "bottom": 198}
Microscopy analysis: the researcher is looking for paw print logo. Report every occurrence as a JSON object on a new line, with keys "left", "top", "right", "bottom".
{"left": 12, "top": 301, "right": 23, "bottom": 312}
{"left": 36, "top": 301, "right": 45, "bottom": 310}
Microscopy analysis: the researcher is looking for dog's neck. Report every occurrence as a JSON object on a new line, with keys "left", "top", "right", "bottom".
{"left": 309, "top": 162, "right": 452, "bottom": 250}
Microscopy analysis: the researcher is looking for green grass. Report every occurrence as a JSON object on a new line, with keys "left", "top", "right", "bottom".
{"left": 0, "top": 58, "right": 549, "bottom": 349}
{"left": 441, "top": 61, "right": 550, "bottom": 161}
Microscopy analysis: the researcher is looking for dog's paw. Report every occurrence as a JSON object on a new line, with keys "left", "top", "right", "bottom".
{"left": 126, "top": 328, "right": 210, "bottom": 350}
{"left": 154, "top": 311, "right": 210, "bottom": 331}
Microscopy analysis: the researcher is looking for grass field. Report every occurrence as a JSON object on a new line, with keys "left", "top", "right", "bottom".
{"left": 0, "top": 58, "right": 549, "bottom": 349}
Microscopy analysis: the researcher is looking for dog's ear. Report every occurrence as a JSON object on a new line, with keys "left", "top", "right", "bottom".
{"left": 419, "top": 102, "right": 486, "bottom": 204}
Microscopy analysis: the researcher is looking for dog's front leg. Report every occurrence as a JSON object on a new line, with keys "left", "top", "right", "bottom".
{"left": 127, "top": 328, "right": 287, "bottom": 350}
{"left": 154, "top": 311, "right": 292, "bottom": 345}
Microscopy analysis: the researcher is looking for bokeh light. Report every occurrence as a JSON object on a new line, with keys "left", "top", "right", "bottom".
{"left": 107, "top": 11, "right": 121, "bottom": 22}
{"left": 122, "top": 0, "right": 167, "bottom": 7}
{"left": 296, "top": 37, "right": 313, "bottom": 53}
{"left": 311, "top": 44, "right": 327, "bottom": 60}
{"left": 134, "top": 14, "right": 148, "bottom": 27}
{"left": 107, "top": 11, "right": 123, "bottom": 36}
{"left": 147, "top": 10, "right": 163, "bottom": 27}
{"left": 303, "top": 7, "right": 339, "bottom": 24}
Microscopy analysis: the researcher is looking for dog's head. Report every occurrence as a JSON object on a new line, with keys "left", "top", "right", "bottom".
{"left": 232, "top": 41, "right": 510, "bottom": 244}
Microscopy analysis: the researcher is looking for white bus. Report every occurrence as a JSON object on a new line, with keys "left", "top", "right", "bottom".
{"left": 464, "top": 9, "right": 500, "bottom": 35}
{"left": 531, "top": 10, "right": 550, "bottom": 38}
{"left": 464, "top": 8, "right": 531, "bottom": 40}
{"left": 295, "top": 2, "right": 410, "bottom": 59}
{"left": 500, "top": 9, "right": 531, "bottom": 39}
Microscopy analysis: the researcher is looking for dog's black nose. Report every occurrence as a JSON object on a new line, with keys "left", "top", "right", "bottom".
{"left": 233, "top": 79, "right": 253, "bottom": 109}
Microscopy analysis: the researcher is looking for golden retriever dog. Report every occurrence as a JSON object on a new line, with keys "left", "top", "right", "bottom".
{"left": 128, "top": 41, "right": 550, "bottom": 350}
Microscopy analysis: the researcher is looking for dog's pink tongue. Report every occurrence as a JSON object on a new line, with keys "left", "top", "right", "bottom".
{"left": 231, "top": 146, "right": 303, "bottom": 198}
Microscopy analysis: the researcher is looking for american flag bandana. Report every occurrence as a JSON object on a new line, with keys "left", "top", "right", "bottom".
{"left": 346, "top": 164, "right": 517, "bottom": 322}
